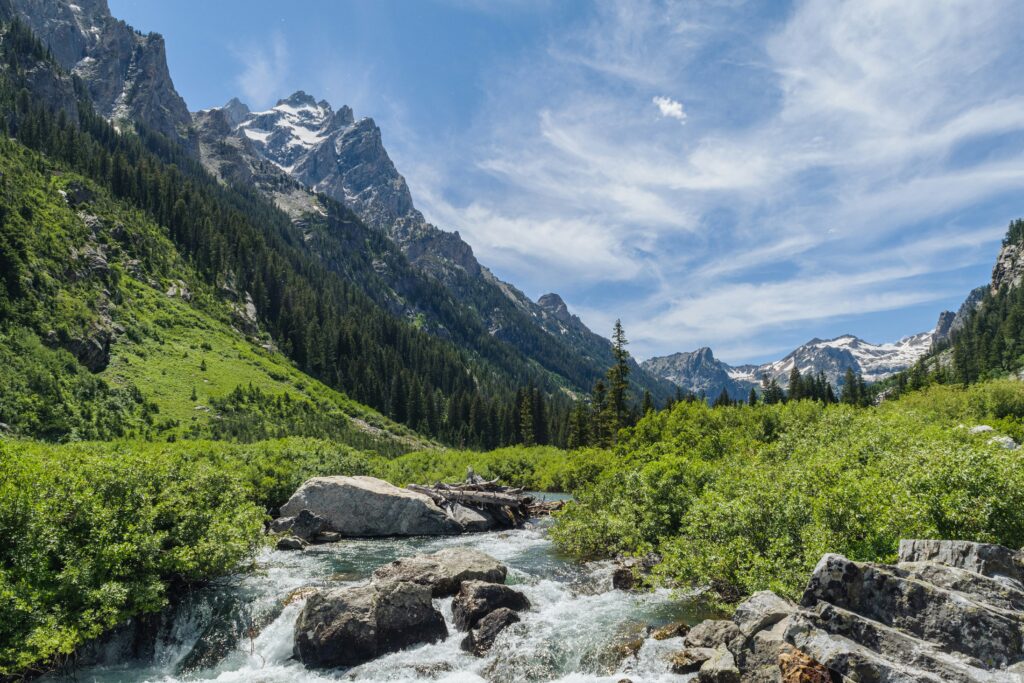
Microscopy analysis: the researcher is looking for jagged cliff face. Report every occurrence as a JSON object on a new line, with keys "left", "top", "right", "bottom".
{"left": 9, "top": 0, "right": 195, "bottom": 153}
{"left": 220, "top": 91, "right": 484, "bottom": 283}
{"left": 991, "top": 240, "right": 1024, "bottom": 294}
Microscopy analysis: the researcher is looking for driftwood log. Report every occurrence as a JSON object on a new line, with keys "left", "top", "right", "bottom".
{"left": 406, "top": 468, "right": 563, "bottom": 530}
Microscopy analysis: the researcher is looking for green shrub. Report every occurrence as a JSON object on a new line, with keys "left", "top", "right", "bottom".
{"left": 552, "top": 389, "right": 1024, "bottom": 603}
{"left": 0, "top": 437, "right": 371, "bottom": 674}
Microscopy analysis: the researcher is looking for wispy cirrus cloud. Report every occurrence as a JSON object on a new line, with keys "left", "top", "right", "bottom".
{"left": 232, "top": 31, "right": 289, "bottom": 109}
{"left": 408, "top": 0, "right": 1024, "bottom": 361}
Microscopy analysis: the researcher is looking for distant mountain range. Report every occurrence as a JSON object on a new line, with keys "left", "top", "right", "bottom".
{"left": 642, "top": 332, "right": 934, "bottom": 400}
{"left": 642, "top": 263, "right": 1015, "bottom": 400}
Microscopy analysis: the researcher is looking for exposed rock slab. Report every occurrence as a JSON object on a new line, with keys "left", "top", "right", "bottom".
{"left": 371, "top": 547, "right": 507, "bottom": 598}
{"left": 678, "top": 540, "right": 1024, "bottom": 682}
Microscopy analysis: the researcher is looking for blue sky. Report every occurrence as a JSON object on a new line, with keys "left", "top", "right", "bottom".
{"left": 110, "top": 0, "right": 1024, "bottom": 363}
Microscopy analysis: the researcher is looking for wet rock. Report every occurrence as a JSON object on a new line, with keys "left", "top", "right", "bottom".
{"left": 732, "top": 590, "right": 796, "bottom": 639}
{"left": 373, "top": 547, "right": 507, "bottom": 598}
{"left": 280, "top": 475, "right": 462, "bottom": 537}
{"left": 671, "top": 647, "right": 717, "bottom": 673}
{"left": 460, "top": 607, "right": 520, "bottom": 656}
{"left": 684, "top": 619, "right": 743, "bottom": 653}
{"left": 268, "top": 516, "right": 294, "bottom": 534}
{"left": 293, "top": 580, "right": 447, "bottom": 669}
{"left": 276, "top": 536, "right": 306, "bottom": 551}
{"left": 289, "top": 509, "right": 331, "bottom": 541}
{"left": 698, "top": 646, "right": 741, "bottom": 682}
{"left": 452, "top": 580, "right": 530, "bottom": 630}
{"left": 612, "top": 566, "right": 635, "bottom": 590}
{"left": 314, "top": 531, "right": 342, "bottom": 543}
{"left": 652, "top": 621, "right": 689, "bottom": 640}
{"left": 777, "top": 647, "right": 829, "bottom": 683}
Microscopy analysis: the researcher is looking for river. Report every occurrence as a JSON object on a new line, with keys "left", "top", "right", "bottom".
{"left": 62, "top": 497, "right": 712, "bottom": 682}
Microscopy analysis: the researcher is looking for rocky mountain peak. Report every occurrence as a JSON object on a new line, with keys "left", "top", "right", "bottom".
{"left": 537, "top": 293, "right": 571, "bottom": 323}
{"left": 220, "top": 97, "right": 250, "bottom": 126}
{"left": 278, "top": 90, "right": 319, "bottom": 108}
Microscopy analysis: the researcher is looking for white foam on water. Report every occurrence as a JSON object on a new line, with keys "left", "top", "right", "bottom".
{"left": 61, "top": 519, "right": 703, "bottom": 683}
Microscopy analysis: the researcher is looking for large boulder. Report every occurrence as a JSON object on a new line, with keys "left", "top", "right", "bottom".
{"left": 802, "top": 553, "right": 1024, "bottom": 667}
{"left": 279, "top": 476, "right": 461, "bottom": 537}
{"left": 451, "top": 580, "right": 531, "bottom": 630}
{"left": 293, "top": 580, "right": 447, "bottom": 669}
{"left": 372, "top": 547, "right": 507, "bottom": 597}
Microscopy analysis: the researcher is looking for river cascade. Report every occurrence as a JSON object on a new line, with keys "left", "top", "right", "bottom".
{"left": 58, "top": 500, "right": 711, "bottom": 683}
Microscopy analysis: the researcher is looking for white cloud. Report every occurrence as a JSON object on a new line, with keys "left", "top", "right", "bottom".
{"left": 232, "top": 32, "right": 289, "bottom": 109}
{"left": 652, "top": 95, "right": 686, "bottom": 122}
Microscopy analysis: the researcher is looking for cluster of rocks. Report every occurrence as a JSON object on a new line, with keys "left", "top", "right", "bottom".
{"left": 271, "top": 475, "right": 549, "bottom": 548}
{"left": 967, "top": 424, "right": 1020, "bottom": 450}
{"left": 668, "top": 539, "right": 1024, "bottom": 682}
{"left": 292, "top": 547, "right": 530, "bottom": 669}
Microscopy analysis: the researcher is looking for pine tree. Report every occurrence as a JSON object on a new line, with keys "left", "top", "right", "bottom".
{"left": 567, "top": 402, "right": 590, "bottom": 449}
{"left": 641, "top": 390, "right": 654, "bottom": 415}
{"left": 713, "top": 387, "right": 732, "bottom": 408}
{"left": 788, "top": 365, "right": 803, "bottom": 401}
{"left": 747, "top": 387, "right": 758, "bottom": 405}
{"left": 591, "top": 380, "right": 610, "bottom": 447}
{"left": 841, "top": 367, "right": 858, "bottom": 405}
{"left": 606, "top": 320, "right": 631, "bottom": 436}
{"left": 519, "top": 390, "right": 535, "bottom": 446}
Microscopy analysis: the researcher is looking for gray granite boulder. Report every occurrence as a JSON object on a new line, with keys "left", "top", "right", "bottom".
{"left": 372, "top": 547, "right": 507, "bottom": 597}
{"left": 293, "top": 580, "right": 447, "bottom": 669}
{"left": 279, "top": 476, "right": 461, "bottom": 537}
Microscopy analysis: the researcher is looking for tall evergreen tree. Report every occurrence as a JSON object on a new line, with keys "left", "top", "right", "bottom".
{"left": 606, "top": 319, "right": 631, "bottom": 436}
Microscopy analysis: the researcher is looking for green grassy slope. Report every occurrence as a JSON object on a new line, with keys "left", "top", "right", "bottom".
{"left": 0, "top": 135, "right": 429, "bottom": 452}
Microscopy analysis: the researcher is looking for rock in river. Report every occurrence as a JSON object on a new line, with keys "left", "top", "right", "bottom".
{"left": 293, "top": 580, "right": 447, "bottom": 669}
{"left": 279, "top": 475, "right": 462, "bottom": 537}
{"left": 372, "top": 547, "right": 507, "bottom": 598}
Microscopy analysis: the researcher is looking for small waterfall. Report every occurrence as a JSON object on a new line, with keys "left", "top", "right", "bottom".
{"left": 55, "top": 513, "right": 711, "bottom": 683}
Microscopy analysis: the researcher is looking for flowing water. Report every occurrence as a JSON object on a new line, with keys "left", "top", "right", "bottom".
{"left": 59, "top": 497, "right": 712, "bottom": 683}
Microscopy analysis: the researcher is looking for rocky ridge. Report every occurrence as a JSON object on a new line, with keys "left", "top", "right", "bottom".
{"left": 643, "top": 332, "right": 937, "bottom": 401}
{"left": 9, "top": 0, "right": 196, "bottom": 153}
{"left": 674, "top": 539, "right": 1024, "bottom": 682}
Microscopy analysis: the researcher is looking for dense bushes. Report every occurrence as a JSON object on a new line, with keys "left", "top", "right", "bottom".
{"left": 551, "top": 385, "right": 1024, "bottom": 603}
{"left": 373, "top": 445, "right": 614, "bottom": 492}
{"left": 0, "top": 437, "right": 370, "bottom": 674}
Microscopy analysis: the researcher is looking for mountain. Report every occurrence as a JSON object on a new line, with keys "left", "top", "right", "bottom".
{"left": 643, "top": 332, "right": 936, "bottom": 400}
{"left": 7, "top": 0, "right": 196, "bottom": 153}
{"left": 194, "top": 92, "right": 675, "bottom": 403}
